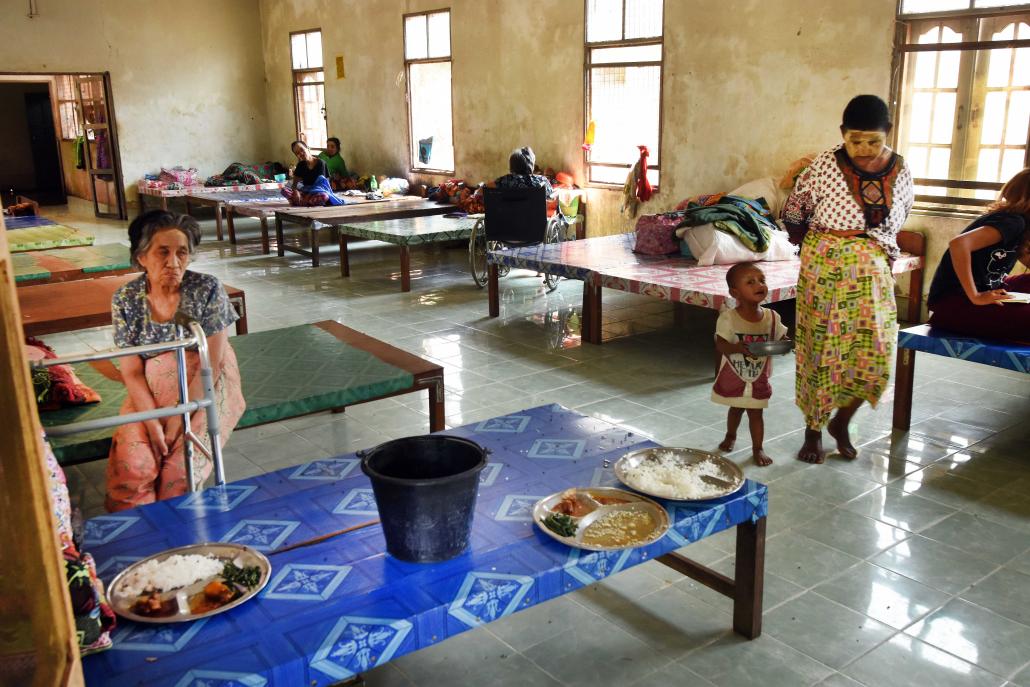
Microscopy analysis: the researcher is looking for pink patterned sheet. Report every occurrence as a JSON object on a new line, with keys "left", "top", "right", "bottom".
{"left": 137, "top": 180, "right": 284, "bottom": 197}
{"left": 491, "top": 232, "right": 923, "bottom": 311}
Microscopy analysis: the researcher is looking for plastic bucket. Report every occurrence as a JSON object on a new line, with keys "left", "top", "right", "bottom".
{"left": 359, "top": 435, "right": 487, "bottom": 563}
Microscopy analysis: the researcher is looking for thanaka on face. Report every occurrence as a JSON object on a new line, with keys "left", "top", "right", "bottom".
{"left": 842, "top": 129, "right": 888, "bottom": 164}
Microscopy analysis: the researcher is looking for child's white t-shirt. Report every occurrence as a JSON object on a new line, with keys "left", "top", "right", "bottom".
{"left": 712, "top": 307, "right": 788, "bottom": 409}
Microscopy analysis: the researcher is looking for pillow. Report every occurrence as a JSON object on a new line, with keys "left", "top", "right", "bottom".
{"left": 677, "top": 224, "right": 798, "bottom": 266}
{"left": 729, "top": 177, "right": 788, "bottom": 219}
{"left": 25, "top": 338, "right": 101, "bottom": 411}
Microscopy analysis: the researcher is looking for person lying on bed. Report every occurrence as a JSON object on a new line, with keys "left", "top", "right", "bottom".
{"left": 926, "top": 167, "right": 1030, "bottom": 343}
{"left": 488, "top": 146, "right": 556, "bottom": 199}
{"left": 282, "top": 140, "right": 342, "bottom": 206}
{"left": 106, "top": 211, "right": 245, "bottom": 511}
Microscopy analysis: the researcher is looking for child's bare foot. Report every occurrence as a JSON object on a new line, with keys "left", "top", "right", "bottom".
{"left": 827, "top": 415, "right": 858, "bottom": 460}
{"left": 797, "top": 429, "right": 825, "bottom": 463}
{"left": 752, "top": 449, "right": 773, "bottom": 466}
{"left": 718, "top": 435, "right": 736, "bottom": 452}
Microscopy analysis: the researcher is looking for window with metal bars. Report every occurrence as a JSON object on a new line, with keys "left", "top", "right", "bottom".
{"left": 404, "top": 9, "right": 454, "bottom": 173}
{"left": 290, "top": 29, "right": 327, "bottom": 150}
{"left": 894, "top": 1, "right": 1030, "bottom": 212}
{"left": 584, "top": 0, "right": 664, "bottom": 187}
{"left": 55, "top": 74, "right": 81, "bottom": 140}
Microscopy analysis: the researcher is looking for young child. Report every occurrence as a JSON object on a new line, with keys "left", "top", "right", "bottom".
{"left": 713, "top": 262, "right": 789, "bottom": 466}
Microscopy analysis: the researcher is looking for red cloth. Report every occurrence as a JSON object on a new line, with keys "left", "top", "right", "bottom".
{"left": 636, "top": 146, "right": 653, "bottom": 203}
{"left": 927, "top": 274, "right": 1030, "bottom": 343}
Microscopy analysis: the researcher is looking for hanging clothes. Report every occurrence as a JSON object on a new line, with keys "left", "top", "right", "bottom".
{"left": 74, "top": 135, "right": 86, "bottom": 170}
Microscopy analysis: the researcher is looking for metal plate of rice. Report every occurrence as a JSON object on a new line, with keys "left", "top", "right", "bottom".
{"left": 613, "top": 447, "right": 744, "bottom": 501}
{"left": 107, "top": 542, "right": 271, "bottom": 624}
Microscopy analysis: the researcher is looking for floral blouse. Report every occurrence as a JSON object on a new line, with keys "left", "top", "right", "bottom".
{"left": 781, "top": 144, "right": 914, "bottom": 259}
{"left": 112, "top": 271, "right": 238, "bottom": 356}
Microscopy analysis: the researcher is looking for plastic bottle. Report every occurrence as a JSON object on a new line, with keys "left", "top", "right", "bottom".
{"left": 369, "top": 175, "right": 378, "bottom": 192}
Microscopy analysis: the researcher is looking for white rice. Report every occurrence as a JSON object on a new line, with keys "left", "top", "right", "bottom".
{"left": 119, "top": 554, "right": 224, "bottom": 597}
{"left": 624, "top": 454, "right": 731, "bottom": 500}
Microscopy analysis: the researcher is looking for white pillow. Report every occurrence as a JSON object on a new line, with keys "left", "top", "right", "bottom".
{"left": 677, "top": 224, "right": 797, "bottom": 266}
{"left": 729, "top": 177, "right": 787, "bottom": 219}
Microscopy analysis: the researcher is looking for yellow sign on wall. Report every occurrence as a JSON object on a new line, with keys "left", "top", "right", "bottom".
{"left": 336, "top": 55, "right": 345, "bottom": 79}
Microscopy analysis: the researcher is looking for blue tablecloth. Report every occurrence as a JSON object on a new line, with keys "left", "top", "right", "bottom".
{"left": 4, "top": 215, "right": 58, "bottom": 229}
{"left": 82, "top": 404, "right": 768, "bottom": 686}
{"left": 900, "top": 324, "right": 1030, "bottom": 374}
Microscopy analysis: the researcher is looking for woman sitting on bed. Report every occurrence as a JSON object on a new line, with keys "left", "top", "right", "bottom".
{"left": 106, "top": 211, "right": 245, "bottom": 511}
{"left": 926, "top": 168, "right": 1030, "bottom": 342}
{"left": 282, "top": 140, "right": 336, "bottom": 206}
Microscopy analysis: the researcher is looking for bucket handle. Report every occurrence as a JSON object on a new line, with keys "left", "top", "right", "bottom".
{"left": 355, "top": 443, "right": 491, "bottom": 460}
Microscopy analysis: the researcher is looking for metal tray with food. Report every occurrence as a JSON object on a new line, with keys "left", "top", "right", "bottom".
{"left": 745, "top": 338, "right": 795, "bottom": 357}
{"left": 532, "top": 487, "right": 670, "bottom": 552}
{"left": 613, "top": 447, "right": 744, "bottom": 501}
{"left": 107, "top": 542, "right": 271, "bottom": 624}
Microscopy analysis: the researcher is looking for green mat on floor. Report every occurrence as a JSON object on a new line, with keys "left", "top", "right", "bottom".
{"left": 42, "top": 324, "right": 416, "bottom": 465}
{"left": 8, "top": 224, "right": 96, "bottom": 252}
{"left": 14, "top": 243, "right": 132, "bottom": 282}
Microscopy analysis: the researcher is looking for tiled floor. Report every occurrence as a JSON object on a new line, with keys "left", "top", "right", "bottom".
{"left": 48, "top": 200, "right": 1030, "bottom": 687}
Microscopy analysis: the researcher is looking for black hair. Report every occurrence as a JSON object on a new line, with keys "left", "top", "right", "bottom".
{"left": 725, "top": 261, "right": 761, "bottom": 289}
{"left": 291, "top": 140, "right": 308, "bottom": 152}
{"left": 327, "top": 137, "right": 341, "bottom": 149}
{"left": 509, "top": 146, "right": 536, "bottom": 175}
{"left": 128, "top": 210, "right": 201, "bottom": 268}
{"left": 842, "top": 95, "right": 891, "bottom": 132}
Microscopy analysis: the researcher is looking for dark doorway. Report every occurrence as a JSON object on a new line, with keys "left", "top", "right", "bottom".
{"left": 24, "top": 91, "right": 65, "bottom": 203}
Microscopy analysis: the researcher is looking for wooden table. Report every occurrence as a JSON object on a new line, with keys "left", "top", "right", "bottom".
{"left": 274, "top": 197, "right": 453, "bottom": 268}
{"left": 187, "top": 189, "right": 287, "bottom": 244}
{"left": 19, "top": 273, "right": 247, "bottom": 337}
{"left": 80, "top": 404, "right": 767, "bottom": 686}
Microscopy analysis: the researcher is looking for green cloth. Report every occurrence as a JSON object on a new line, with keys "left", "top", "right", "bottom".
{"left": 13, "top": 243, "right": 131, "bottom": 283}
{"left": 677, "top": 196, "right": 777, "bottom": 252}
{"left": 8, "top": 225, "right": 95, "bottom": 252}
{"left": 74, "top": 136, "right": 85, "bottom": 169}
{"left": 318, "top": 151, "right": 349, "bottom": 179}
{"left": 43, "top": 324, "right": 417, "bottom": 466}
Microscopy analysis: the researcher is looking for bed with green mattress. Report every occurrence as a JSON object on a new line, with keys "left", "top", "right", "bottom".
{"left": 7, "top": 224, "right": 96, "bottom": 252}
{"left": 41, "top": 320, "right": 445, "bottom": 466}
{"left": 13, "top": 242, "right": 133, "bottom": 285}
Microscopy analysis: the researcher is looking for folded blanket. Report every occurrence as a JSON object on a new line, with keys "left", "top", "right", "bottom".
{"left": 675, "top": 194, "right": 777, "bottom": 252}
{"left": 299, "top": 176, "right": 345, "bottom": 206}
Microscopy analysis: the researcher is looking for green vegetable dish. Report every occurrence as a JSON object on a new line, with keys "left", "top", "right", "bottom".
{"left": 542, "top": 512, "right": 578, "bottom": 538}
{"left": 222, "top": 562, "right": 262, "bottom": 589}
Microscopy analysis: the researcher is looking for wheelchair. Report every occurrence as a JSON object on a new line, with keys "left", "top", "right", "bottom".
{"left": 469, "top": 185, "right": 570, "bottom": 292}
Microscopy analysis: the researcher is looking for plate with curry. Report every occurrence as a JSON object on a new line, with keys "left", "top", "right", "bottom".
{"left": 532, "top": 487, "right": 670, "bottom": 552}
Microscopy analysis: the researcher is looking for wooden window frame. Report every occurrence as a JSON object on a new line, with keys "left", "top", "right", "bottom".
{"left": 403, "top": 8, "right": 455, "bottom": 176}
{"left": 290, "top": 28, "right": 327, "bottom": 151}
{"left": 55, "top": 74, "right": 81, "bottom": 140}
{"left": 892, "top": 3, "right": 1030, "bottom": 214}
{"left": 583, "top": 0, "right": 665, "bottom": 189}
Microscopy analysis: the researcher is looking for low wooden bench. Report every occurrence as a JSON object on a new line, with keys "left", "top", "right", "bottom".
{"left": 892, "top": 324, "right": 1030, "bottom": 430}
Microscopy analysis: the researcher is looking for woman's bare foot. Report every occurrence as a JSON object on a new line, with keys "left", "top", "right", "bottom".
{"left": 827, "top": 415, "right": 858, "bottom": 460}
{"left": 752, "top": 449, "right": 773, "bottom": 466}
{"left": 718, "top": 435, "right": 736, "bottom": 452}
{"left": 797, "top": 429, "right": 825, "bottom": 463}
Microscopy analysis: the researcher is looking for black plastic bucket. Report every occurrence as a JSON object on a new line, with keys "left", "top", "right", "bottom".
{"left": 359, "top": 435, "right": 487, "bottom": 563}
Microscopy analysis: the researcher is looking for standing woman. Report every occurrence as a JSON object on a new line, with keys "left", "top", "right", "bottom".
{"left": 782, "top": 95, "right": 915, "bottom": 463}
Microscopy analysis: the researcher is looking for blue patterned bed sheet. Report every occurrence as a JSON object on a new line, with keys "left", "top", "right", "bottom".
{"left": 4, "top": 215, "right": 58, "bottom": 229}
{"left": 81, "top": 403, "right": 767, "bottom": 687}
{"left": 899, "top": 324, "right": 1030, "bottom": 374}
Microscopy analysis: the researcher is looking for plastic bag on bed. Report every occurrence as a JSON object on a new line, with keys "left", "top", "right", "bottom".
{"left": 678, "top": 224, "right": 797, "bottom": 265}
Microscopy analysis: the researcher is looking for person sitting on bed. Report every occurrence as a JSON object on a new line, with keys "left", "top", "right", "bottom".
{"left": 926, "top": 167, "right": 1030, "bottom": 343}
{"left": 282, "top": 140, "right": 335, "bottom": 206}
{"left": 106, "top": 211, "right": 245, "bottom": 511}
{"left": 489, "top": 146, "right": 556, "bottom": 200}
{"left": 318, "top": 136, "right": 350, "bottom": 190}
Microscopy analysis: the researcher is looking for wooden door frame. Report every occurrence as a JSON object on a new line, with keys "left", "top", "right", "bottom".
{"left": 0, "top": 74, "right": 68, "bottom": 205}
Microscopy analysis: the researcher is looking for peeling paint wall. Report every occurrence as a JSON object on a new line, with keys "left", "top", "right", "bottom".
{"left": 0, "top": 0, "right": 271, "bottom": 209}
{"left": 258, "top": 0, "right": 898, "bottom": 234}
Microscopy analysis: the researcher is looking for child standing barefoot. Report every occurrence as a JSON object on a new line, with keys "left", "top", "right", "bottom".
{"left": 713, "top": 262, "right": 789, "bottom": 466}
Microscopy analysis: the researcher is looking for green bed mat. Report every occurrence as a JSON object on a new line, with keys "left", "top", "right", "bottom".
{"left": 8, "top": 224, "right": 95, "bottom": 252}
{"left": 42, "top": 324, "right": 416, "bottom": 465}
{"left": 13, "top": 243, "right": 131, "bottom": 282}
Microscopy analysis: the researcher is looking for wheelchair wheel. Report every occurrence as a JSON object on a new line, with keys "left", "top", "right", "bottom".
{"left": 542, "top": 216, "right": 565, "bottom": 292}
{"left": 469, "top": 218, "right": 489, "bottom": 288}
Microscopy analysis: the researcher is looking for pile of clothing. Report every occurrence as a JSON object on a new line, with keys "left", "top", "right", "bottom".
{"left": 204, "top": 161, "right": 287, "bottom": 187}
{"left": 674, "top": 193, "right": 779, "bottom": 253}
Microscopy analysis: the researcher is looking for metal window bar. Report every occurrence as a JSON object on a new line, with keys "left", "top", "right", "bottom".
{"left": 31, "top": 319, "right": 225, "bottom": 492}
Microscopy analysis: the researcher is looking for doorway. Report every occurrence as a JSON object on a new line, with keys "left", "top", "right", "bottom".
{"left": 0, "top": 72, "right": 126, "bottom": 219}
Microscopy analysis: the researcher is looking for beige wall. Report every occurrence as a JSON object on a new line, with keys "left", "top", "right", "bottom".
{"left": 259, "top": 0, "right": 897, "bottom": 234}
{"left": 0, "top": 0, "right": 272, "bottom": 209}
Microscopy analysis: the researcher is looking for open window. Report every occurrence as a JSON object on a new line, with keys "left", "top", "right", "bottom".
{"left": 291, "top": 29, "right": 327, "bottom": 150}
{"left": 404, "top": 9, "right": 455, "bottom": 174}
{"left": 584, "top": 0, "right": 664, "bottom": 187}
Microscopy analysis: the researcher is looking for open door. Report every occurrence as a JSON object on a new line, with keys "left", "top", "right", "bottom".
{"left": 75, "top": 73, "right": 125, "bottom": 219}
